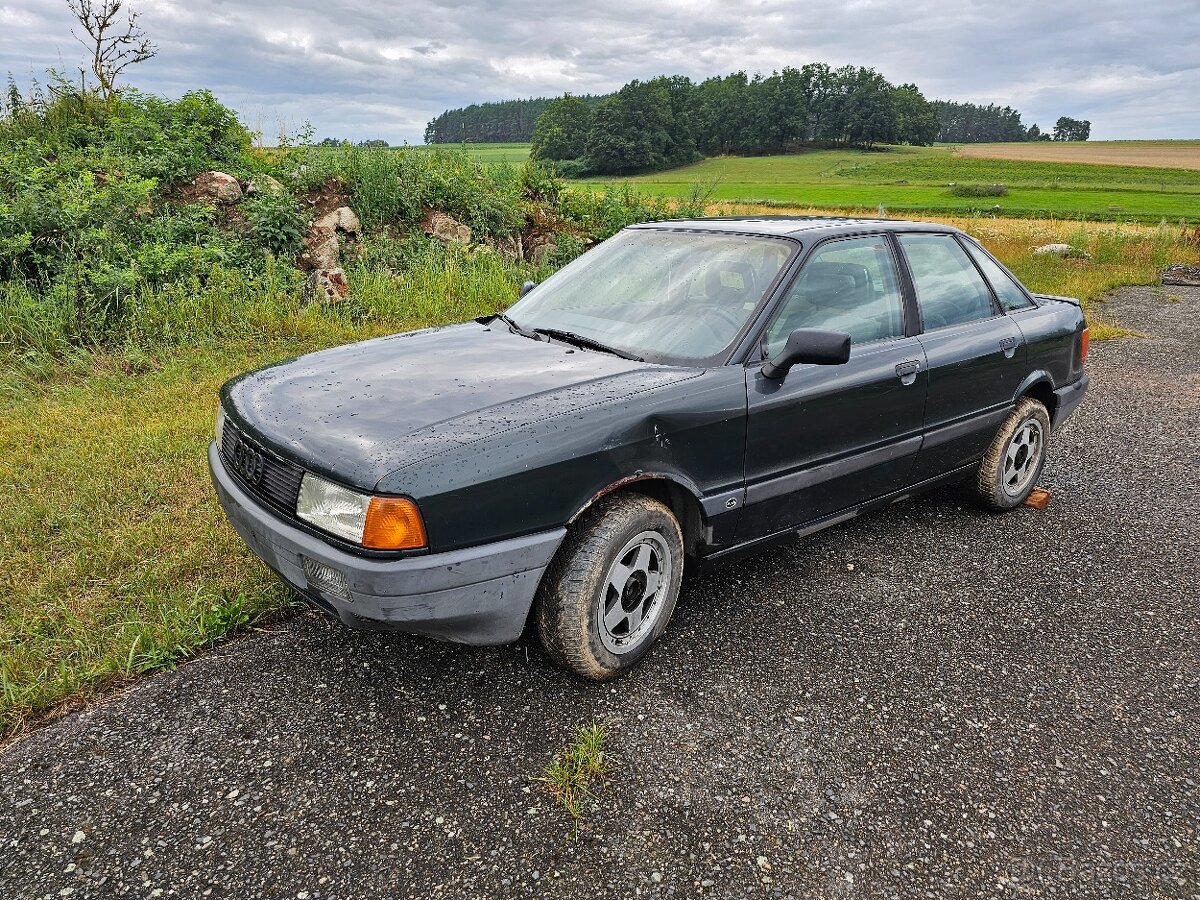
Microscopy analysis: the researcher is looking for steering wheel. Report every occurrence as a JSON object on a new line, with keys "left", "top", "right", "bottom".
{"left": 696, "top": 303, "right": 744, "bottom": 330}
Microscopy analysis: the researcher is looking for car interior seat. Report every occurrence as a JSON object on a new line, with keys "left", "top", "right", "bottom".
{"left": 705, "top": 261, "right": 758, "bottom": 307}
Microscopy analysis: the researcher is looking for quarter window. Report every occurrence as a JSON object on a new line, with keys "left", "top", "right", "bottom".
{"left": 898, "top": 233, "right": 997, "bottom": 330}
{"left": 962, "top": 240, "right": 1034, "bottom": 311}
{"left": 764, "top": 236, "right": 905, "bottom": 355}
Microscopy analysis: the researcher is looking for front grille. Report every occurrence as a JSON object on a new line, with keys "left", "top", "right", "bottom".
{"left": 220, "top": 418, "right": 305, "bottom": 516}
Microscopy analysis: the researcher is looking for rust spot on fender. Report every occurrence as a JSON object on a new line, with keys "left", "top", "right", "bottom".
{"left": 568, "top": 473, "right": 668, "bottom": 525}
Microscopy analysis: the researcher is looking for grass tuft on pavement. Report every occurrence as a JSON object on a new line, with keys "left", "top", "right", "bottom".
{"left": 537, "top": 722, "right": 609, "bottom": 823}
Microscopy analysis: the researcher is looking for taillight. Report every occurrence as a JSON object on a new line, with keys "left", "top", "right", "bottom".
{"left": 1079, "top": 326, "right": 1090, "bottom": 364}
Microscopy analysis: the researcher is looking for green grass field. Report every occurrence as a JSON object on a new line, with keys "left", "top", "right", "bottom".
{"left": 419, "top": 141, "right": 1200, "bottom": 222}
{"left": 423, "top": 142, "right": 533, "bottom": 163}
{"left": 582, "top": 144, "right": 1200, "bottom": 222}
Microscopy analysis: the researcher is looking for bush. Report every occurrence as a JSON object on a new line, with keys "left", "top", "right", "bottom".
{"left": 948, "top": 183, "right": 1009, "bottom": 197}
{"left": 244, "top": 191, "right": 306, "bottom": 258}
{"left": 544, "top": 158, "right": 592, "bottom": 179}
{"left": 0, "top": 78, "right": 724, "bottom": 358}
{"left": 0, "top": 82, "right": 262, "bottom": 346}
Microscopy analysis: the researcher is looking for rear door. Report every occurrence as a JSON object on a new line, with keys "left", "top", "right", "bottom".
{"left": 895, "top": 232, "right": 1027, "bottom": 481}
{"left": 736, "top": 234, "right": 928, "bottom": 541}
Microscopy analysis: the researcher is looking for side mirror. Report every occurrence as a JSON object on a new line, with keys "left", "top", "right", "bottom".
{"left": 761, "top": 328, "right": 851, "bottom": 379}
{"left": 519, "top": 280, "right": 537, "bottom": 298}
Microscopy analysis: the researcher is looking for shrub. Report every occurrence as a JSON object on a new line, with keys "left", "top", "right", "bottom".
{"left": 948, "top": 183, "right": 1009, "bottom": 197}
{"left": 243, "top": 191, "right": 306, "bottom": 258}
{"left": 0, "top": 78, "right": 734, "bottom": 358}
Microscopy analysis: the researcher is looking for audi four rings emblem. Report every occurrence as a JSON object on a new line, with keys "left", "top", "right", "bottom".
{"left": 232, "top": 439, "right": 265, "bottom": 485}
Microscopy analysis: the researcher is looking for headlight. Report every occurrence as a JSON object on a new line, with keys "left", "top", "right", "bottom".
{"left": 296, "top": 473, "right": 427, "bottom": 550}
{"left": 215, "top": 404, "right": 226, "bottom": 445}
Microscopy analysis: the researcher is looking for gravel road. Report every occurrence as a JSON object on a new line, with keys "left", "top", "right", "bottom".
{"left": 2, "top": 286, "right": 1198, "bottom": 899}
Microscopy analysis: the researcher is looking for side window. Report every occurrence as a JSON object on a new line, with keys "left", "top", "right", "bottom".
{"left": 962, "top": 240, "right": 1034, "bottom": 311}
{"left": 764, "top": 236, "right": 905, "bottom": 356}
{"left": 897, "top": 233, "right": 997, "bottom": 331}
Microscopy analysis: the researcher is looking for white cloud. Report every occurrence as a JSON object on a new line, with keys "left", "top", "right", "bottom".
{"left": 4, "top": 0, "right": 1198, "bottom": 142}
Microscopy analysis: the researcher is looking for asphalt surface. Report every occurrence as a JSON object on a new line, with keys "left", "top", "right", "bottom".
{"left": 3, "top": 286, "right": 1198, "bottom": 899}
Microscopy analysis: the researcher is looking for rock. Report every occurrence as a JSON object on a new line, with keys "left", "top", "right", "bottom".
{"left": 300, "top": 206, "right": 361, "bottom": 271}
{"left": 1033, "top": 243, "right": 1089, "bottom": 259}
{"left": 523, "top": 231, "right": 556, "bottom": 263}
{"left": 314, "top": 206, "right": 361, "bottom": 238}
{"left": 302, "top": 268, "right": 349, "bottom": 305}
{"left": 422, "top": 211, "right": 471, "bottom": 244}
{"left": 191, "top": 171, "right": 242, "bottom": 204}
{"left": 531, "top": 241, "right": 558, "bottom": 265}
{"left": 301, "top": 225, "right": 340, "bottom": 271}
{"left": 245, "top": 174, "right": 284, "bottom": 197}
{"left": 1161, "top": 263, "right": 1200, "bottom": 287}
{"left": 491, "top": 234, "right": 523, "bottom": 262}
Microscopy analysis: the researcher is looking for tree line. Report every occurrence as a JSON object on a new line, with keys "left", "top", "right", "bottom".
{"left": 932, "top": 102, "right": 1090, "bottom": 143}
{"left": 427, "top": 67, "right": 1091, "bottom": 175}
{"left": 424, "top": 97, "right": 603, "bottom": 144}
{"left": 530, "top": 66, "right": 943, "bottom": 175}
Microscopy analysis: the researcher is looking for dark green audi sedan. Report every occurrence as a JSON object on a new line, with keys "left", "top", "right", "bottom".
{"left": 210, "top": 217, "right": 1089, "bottom": 679}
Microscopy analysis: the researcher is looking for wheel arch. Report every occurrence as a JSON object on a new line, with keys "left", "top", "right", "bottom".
{"left": 1014, "top": 371, "right": 1058, "bottom": 421}
{"left": 566, "top": 473, "right": 708, "bottom": 562}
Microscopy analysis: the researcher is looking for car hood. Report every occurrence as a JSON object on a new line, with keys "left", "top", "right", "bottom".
{"left": 222, "top": 321, "right": 701, "bottom": 490}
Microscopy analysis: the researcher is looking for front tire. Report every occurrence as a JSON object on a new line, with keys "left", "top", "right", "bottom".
{"left": 536, "top": 493, "right": 684, "bottom": 680}
{"left": 975, "top": 397, "right": 1051, "bottom": 511}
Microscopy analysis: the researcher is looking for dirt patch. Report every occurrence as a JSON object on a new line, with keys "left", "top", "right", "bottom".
{"left": 299, "top": 177, "right": 354, "bottom": 222}
{"left": 954, "top": 141, "right": 1200, "bottom": 170}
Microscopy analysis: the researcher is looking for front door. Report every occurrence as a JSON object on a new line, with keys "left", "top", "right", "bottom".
{"left": 894, "top": 232, "right": 1028, "bottom": 480}
{"left": 737, "top": 235, "right": 928, "bottom": 542}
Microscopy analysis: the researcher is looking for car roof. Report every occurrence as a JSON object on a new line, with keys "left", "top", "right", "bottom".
{"left": 630, "top": 216, "right": 963, "bottom": 240}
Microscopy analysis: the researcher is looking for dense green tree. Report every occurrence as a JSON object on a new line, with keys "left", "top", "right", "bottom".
{"left": 1053, "top": 116, "right": 1091, "bottom": 141}
{"left": 585, "top": 78, "right": 693, "bottom": 174}
{"left": 932, "top": 101, "right": 1028, "bottom": 142}
{"left": 830, "top": 67, "right": 897, "bottom": 148}
{"left": 689, "top": 72, "right": 754, "bottom": 155}
{"left": 530, "top": 95, "right": 593, "bottom": 160}
{"left": 891, "top": 83, "right": 939, "bottom": 146}
{"left": 425, "top": 98, "right": 552, "bottom": 144}
{"left": 479, "top": 64, "right": 1069, "bottom": 175}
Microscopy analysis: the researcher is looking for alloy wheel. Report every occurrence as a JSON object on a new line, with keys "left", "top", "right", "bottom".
{"left": 1002, "top": 418, "right": 1044, "bottom": 497}
{"left": 598, "top": 530, "right": 672, "bottom": 655}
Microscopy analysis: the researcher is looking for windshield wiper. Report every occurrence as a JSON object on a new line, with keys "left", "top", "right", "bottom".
{"left": 492, "top": 312, "right": 541, "bottom": 341}
{"left": 532, "top": 328, "right": 644, "bottom": 362}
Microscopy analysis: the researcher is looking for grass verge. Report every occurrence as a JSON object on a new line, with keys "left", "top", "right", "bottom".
{"left": 0, "top": 332, "right": 386, "bottom": 742}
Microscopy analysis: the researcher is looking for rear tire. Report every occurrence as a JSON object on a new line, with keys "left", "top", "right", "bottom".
{"left": 536, "top": 493, "right": 684, "bottom": 680}
{"left": 975, "top": 397, "right": 1051, "bottom": 511}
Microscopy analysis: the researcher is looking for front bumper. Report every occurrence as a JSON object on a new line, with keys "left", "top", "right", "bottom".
{"left": 208, "top": 442, "right": 565, "bottom": 645}
{"left": 1052, "top": 372, "right": 1089, "bottom": 430}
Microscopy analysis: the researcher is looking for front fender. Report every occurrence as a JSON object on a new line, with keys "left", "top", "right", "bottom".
{"left": 381, "top": 368, "right": 748, "bottom": 554}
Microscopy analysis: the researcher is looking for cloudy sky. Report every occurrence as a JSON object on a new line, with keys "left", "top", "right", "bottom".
{"left": 3, "top": 0, "right": 1198, "bottom": 143}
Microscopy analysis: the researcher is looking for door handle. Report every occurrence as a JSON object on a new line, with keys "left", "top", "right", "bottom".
{"left": 999, "top": 336, "right": 1018, "bottom": 358}
{"left": 895, "top": 359, "right": 921, "bottom": 386}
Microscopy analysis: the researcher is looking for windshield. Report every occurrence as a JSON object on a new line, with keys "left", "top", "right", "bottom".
{"left": 506, "top": 228, "right": 796, "bottom": 364}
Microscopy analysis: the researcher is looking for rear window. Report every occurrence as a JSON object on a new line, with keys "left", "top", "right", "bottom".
{"left": 962, "top": 240, "right": 1034, "bottom": 311}
{"left": 897, "top": 233, "right": 997, "bottom": 330}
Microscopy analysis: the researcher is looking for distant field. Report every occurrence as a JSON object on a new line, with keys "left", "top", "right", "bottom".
{"left": 423, "top": 142, "right": 531, "bottom": 163}
{"left": 580, "top": 144, "right": 1200, "bottom": 223}
{"left": 399, "top": 142, "right": 1200, "bottom": 221}
{"left": 955, "top": 140, "right": 1200, "bottom": 170}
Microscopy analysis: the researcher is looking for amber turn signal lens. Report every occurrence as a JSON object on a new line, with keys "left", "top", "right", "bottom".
{"left": 1079, "top": 326, "right": 1090, "bottom": 363}
{"left": 362, "top": 497, "right": 427, "bottom": 550}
